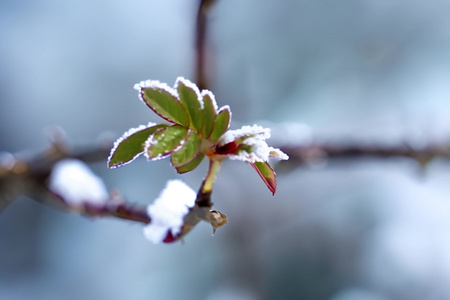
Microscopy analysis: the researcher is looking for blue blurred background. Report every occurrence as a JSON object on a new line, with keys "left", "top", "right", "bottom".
{"left": 2, "top": 0, "right": 450, "bottom": 299}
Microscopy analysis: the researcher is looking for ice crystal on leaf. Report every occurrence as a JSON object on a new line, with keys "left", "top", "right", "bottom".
{"left": 106, "top": 77, "right": 291, "bottom": 244}
{"left": 215, "top": 124, "right": 288, "bottom": 195}
{"left": 217, "top": 125, "right": 289, "bottom": 163}
{"left": 107, "top": 122, "right": 160, "bottom": 168}
{"left": 134, "top": 80, "right": 178, "bottom": 99}
{"left": 201, "top": 90, "right": 218, "bottom": 111}
{"left": 143, "top": 180, "right": 196, "bottom": 243}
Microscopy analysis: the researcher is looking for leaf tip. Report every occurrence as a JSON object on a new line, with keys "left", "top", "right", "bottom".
{"left": 250, "top": 162, "right": 277, "bottom": 196}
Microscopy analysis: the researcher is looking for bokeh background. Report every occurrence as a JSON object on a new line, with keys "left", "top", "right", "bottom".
{"left": 2, "top": 0, "right": 450, "bottom": 299}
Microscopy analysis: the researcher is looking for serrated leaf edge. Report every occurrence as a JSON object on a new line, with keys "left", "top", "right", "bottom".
{"left": 134, "top": 80, "right": 179, "bottom": 99}
{"left": 135, "top": 80, "right": 189, "bottom": 127}
{"left": 201, "top": 90, "right": 218, "bottom": 112}
{"left": 175, "top": 77, "right": 204, "bottom": 109}
{"left": 108, "top": 122, "right": 158, "bottom": 169}
{"left": 170, "top": 131, "right": 202, "bottom": 167}
{"left": 144, "top": 127, "right": 190, "bottom": 161}
{"left": 209, "top": 105, "right": 232, "bottom": 142}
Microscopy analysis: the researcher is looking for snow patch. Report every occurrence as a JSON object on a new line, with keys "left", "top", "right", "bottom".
{"left": 49, "top": 159, "right": 109, "bottom": 206}
{"left": 219, "top": 125, "right": 288, "bottom": 163}
{"left": 219, "top": 125, "right": 270, "bottom": 146}
{"left": 143, "top": 180, "right": 196, "bottom": 243}
{"left": 269, "top": 147, "right": 289, "bottom": 160}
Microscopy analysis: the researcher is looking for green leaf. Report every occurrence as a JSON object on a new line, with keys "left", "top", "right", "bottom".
{"left": 139, "top": 85, "right": 189, "bottom": 127}
{"left": 177, "top": 79, "right": 204, "bottom": 132}
{"left": 175, "top": 154, "right": 205, "bottom": 174}
{"left": 108, "top": 124, "right": 168, "bottom": 168}
{"left": 209, "top": 106, "right": 231, "bottom": 142}
{"left": 249, "top": 162, "right": 277, "bottom": 195}
{"left": 171, "top": 131, "right": 202, "bottom": 167}
{"left": 201, "top": 91, "right": 217, "bottom": 138}
{"left": 146, "top": 125, "right": 189, "bottom": 160}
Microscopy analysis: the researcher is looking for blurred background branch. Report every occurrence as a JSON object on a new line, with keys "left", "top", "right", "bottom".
{"left": 195, "top": 0, "right": 216, "bottom": 90}
{"left": 1, "top": 0, "right": 450, "bottom": 225}
{"left": 2, "top": 0, "right": 450, "bottom": 299}
{"left": 3, "top": 130, "right": 450, "bottom": 212}
{"left": 281, "top": 140, "right": 450, "bottom": 171}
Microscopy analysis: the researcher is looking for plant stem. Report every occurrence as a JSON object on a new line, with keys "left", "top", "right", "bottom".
{"left": 202, "top": 159, "right": 222, "bottom": 194}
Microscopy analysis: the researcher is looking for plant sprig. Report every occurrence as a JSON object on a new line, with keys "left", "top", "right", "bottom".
{"left": 108, "top": 77, "right": 288, "bottom": 195}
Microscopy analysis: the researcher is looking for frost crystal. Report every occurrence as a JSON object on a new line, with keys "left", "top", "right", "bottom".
{"left": 175, "top": 77, "right": 204, "bottom": 109}
{"left": 49, "top": 159, "right": 109, "bottom": 206}
{"left": 201, "top": 90, "right": 218, "bottom": 111}
{"left": 219, "top": 125, "right": 270, "bottom": 146}
{"left": 134, "top": 79, "right": 179, "bottom": 99}
{"left": 143, "top": 180, "right": 196, "bottom": 243}
{"left": 108, "top": 122, "right": 157, "bottom": 168}
{"left": 269, "top": 147, "right": 289, "bottom": 160}
{"left": 218, "top": 125, "right": 288, "bottom": 163}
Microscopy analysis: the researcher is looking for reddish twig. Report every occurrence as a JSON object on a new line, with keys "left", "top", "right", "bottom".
{"left": 280, "top": 141, "right": 450, "bottom": 168}
{"left": 195, "top": 0, "right": 216, "bottom": 90}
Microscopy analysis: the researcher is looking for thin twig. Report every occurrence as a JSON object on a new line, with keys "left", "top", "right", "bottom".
{"left": 195, "top": 0, "right": 216, "bottom": 90}
{"left": 280, "top": 141, "right": 450, "bottom": 168}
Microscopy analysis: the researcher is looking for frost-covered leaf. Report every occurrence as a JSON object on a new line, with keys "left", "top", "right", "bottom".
{"left": 145, "top": 125, "right": 189, "bottom": 160}
{"left": 216, "top": 125, "right": 288, "bottom": 164}
{"left": 175, "top": 153, "right": 205, "bottom": 174}
{"left": 219, "top": 125, "right": 270, "bottom": 146}
{"left": 201, "top": 91, "right": 217, "bottom": 138}
{"left": 108, "top": 124, "right": 168, "bottom": 168}
{"left": 171, "top": 131, "right": 202, "bottom": 167}
{"left": 250, "top": 161, "right": 277, "bottom": 195}
{"left": 135, "top": 80, "right": 189, "bottom": 127}
{"left": 176, "top": 78, "right": 204, "bottom": 132}
{"left": 269, "top": 148, "right": 289, "bottom": 160}
{"left": 209, "top": 106, "right": 231, "bottom": 142}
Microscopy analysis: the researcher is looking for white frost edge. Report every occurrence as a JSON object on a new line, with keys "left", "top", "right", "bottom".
{"left": 269, "top": 147, "right": 289, "bottom": 160}
{"left": 201, "top": 90, "right": 219, "bottom": 112}
{"left": 175, "top": 77, "right": 204, "bottom": 109}
{"left": 49, "top": 159, "right": 109, "bottom": 206}
{"left": 217, "top": 105, "right": 231, "bottom": 115}
{"left": 214, "top": 105, "right": 232, "bottom": 140}
{"left": 134, "top": 79, "right": 179, "bottom": 100}
{"left": 143, "top": 127, "right": 187, "bottom": 161}
{"left": 219, "top": 124, "right": 270, "bottom": 146}
{"left": 227, "top": 144, "right": 288, "bottom": 163}
{"left": 219, "top": 125, "right": 289, "bottom": 163}
{"left": 108, "top": 122, "right": 157, "bottom": 168}
{"left": 134, "top": 78, "right": 222, "bottom": 115}
{"left": 143, "top": 180, "right": 196, "bottom": 243}
{"left": 227, "top": 138, "right": 270, "bottom": 163}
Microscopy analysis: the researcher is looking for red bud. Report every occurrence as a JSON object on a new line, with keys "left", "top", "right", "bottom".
{"left": 215, "top": 141, "right": 238, "bottom": 155}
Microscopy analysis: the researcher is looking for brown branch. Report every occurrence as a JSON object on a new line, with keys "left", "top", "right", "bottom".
{"left": 195, "top": 0, "right": 216, "bottom": 90}
{"left": 280, "top": 141, "right": 450, "bottom": 169}
{"left": 63, "top": 196, "right": 152, "bottom": 224}
{"left": 4, "top": 135, "right": 448, "bottom": 242}
{"left": 0, "top": 142, "right": 215, "bottom": 230}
